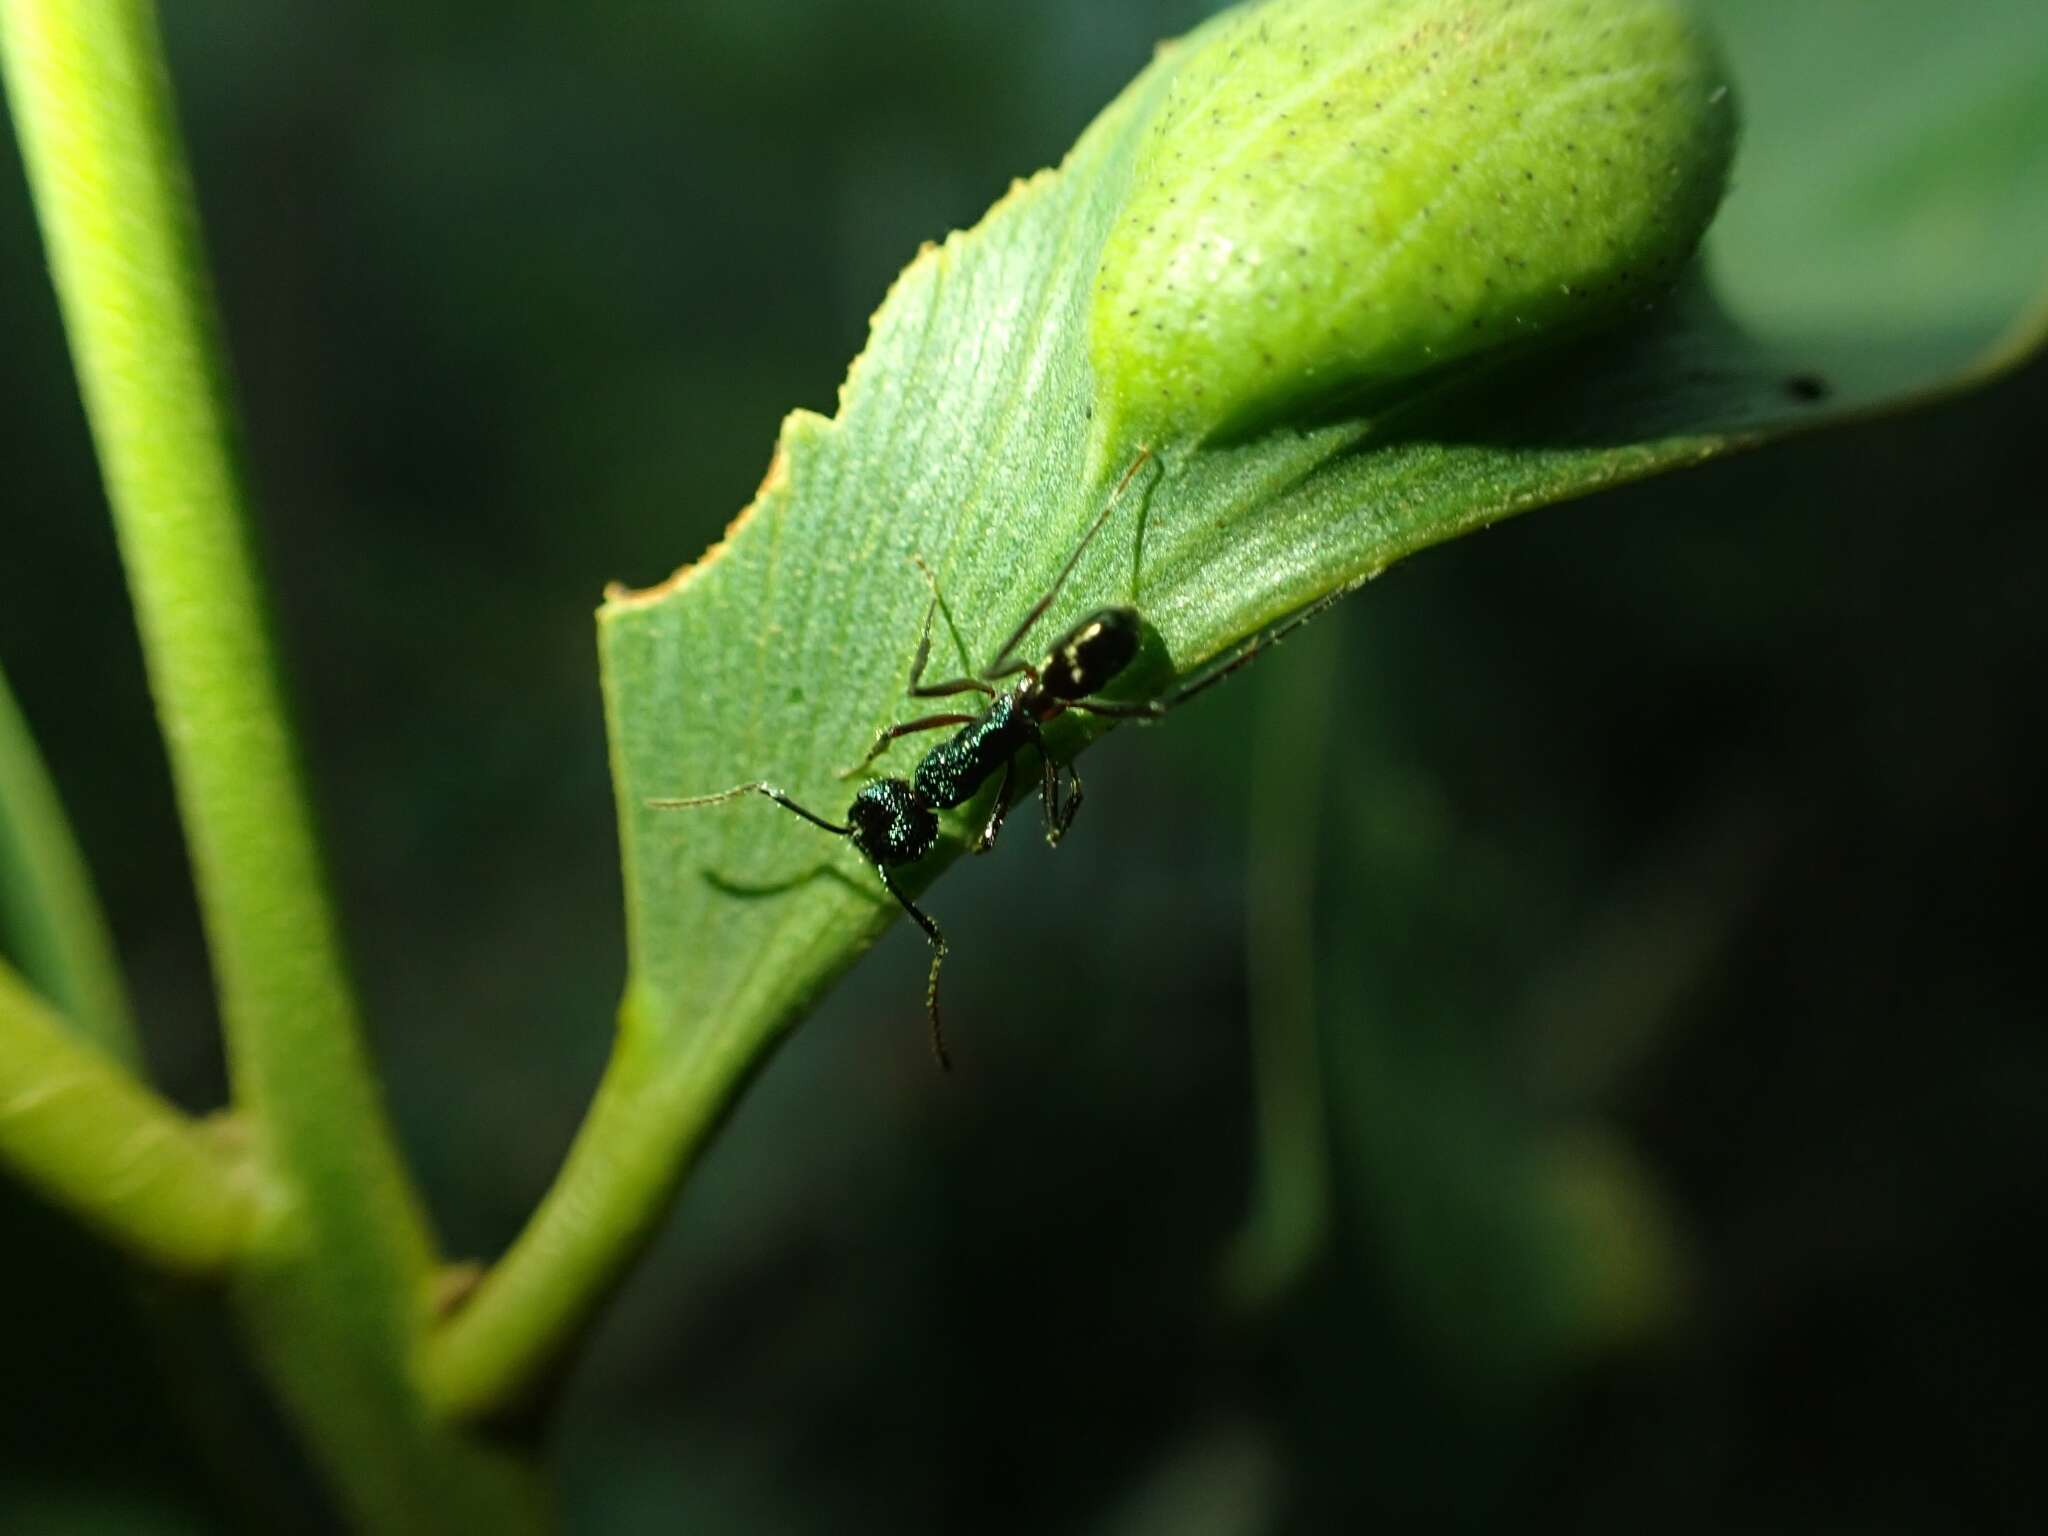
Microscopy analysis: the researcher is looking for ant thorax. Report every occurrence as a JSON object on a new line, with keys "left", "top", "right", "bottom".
{"left": 910, "top": 694, "right": 1031, "bottom": 811}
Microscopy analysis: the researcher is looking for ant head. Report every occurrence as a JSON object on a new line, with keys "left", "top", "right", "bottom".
{"left": 1041, "top": 607, "right": 1142, "bottom": 702}
{"left": 846, "top": 777, "right": 938, "bottom": 866}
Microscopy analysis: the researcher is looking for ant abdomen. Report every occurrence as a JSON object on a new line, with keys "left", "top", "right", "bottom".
{"left": 1037, "top": 607, "right": 1142, "bottom": 703}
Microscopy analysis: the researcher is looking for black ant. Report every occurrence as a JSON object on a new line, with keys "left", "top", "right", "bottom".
{"left": 840, "top": 449, "right": 1171, "bottom": 855}
{"left": 650, "top": 447, "right": 1311, "bottom": 1068}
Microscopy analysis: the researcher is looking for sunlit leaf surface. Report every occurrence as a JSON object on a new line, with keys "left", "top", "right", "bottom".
{"left": 600, "top": 0, "right": 2047, "bottom": 1077}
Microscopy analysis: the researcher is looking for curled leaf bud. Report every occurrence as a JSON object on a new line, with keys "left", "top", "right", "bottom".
{"left": 1091, "top": 0, "right": 1737, "bottom": 447}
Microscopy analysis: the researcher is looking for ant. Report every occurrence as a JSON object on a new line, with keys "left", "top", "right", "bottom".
{"left": 650, "top": 446, "right": 1312, "bottom": 1069}
{"left": 840, "top": 449, "right": 1170, "bottom": 856}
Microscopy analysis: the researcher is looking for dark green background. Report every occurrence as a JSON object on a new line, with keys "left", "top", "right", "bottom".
{"left": 3, "top": 3, "right": 2043, "bottom": 1530}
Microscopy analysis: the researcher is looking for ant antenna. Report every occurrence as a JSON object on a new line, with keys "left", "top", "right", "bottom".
{"left": 647, "top": 781, "right": 850, "bottom": 836}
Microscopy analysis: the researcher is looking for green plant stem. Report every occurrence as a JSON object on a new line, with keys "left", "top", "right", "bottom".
{"left": 422, "top": 994, "right": 736, "bottom": 1421}
{"left": 0, "top": 0, "right": 405, "bottom": 1194}
{"left": 0, "top": 956, "right": 250, "bottom": 1271}
{"left": 2, "top": 4, "right": 545, "bottom": 1526}
{"left": 0, "top": 663, "right": 138, "bottom": 1061}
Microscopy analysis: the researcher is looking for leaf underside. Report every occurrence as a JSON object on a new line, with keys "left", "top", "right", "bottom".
{"left": 600, "top": 0, "right": 2048, "bottom": 1077}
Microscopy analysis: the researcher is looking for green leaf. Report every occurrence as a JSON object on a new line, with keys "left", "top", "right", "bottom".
{"left": 430, "top": 0, "right": 2047, "bottom": 1417}
{"left": 603, "top": 0, "right": 2044, "bottom": 1074}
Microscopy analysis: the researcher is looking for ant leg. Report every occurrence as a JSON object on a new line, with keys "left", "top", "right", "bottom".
{"left": 912, "top": 673, "right": 996, "bottom": 701}
{"left": 1071, "top": 588, "right": 1350, "bottom": 724}
{"left": 1051, "top": 760, "right": 1084, "bottom": 844}
{"left": 906, "top": 556, "right": 994, "bottom": 700}
{"left": 875, "top": 864, "right": 951, "bottom": 1072}
{"left": 1065, "top": 699, "right": 1165, "bottom": 721}
{"left": 1062, "top": 658, "right": 1240, "bottom": 725}
{"left": 986, "top": 446, "right": 1156, "bottom": 677}
{"left": 974, "top": 755, "right": 1017, "bottom": 854}
{"left": 839, "top": 561, "right": 994, "bottom": 778}
{"left": 1019, "top": 719, "right": 1082, "bottom": 846}
{"left": 841, "top": 712, "right": 979, "bottom": 779}
{"left": 647, "top": 781, "right": 851, "bottom": 836}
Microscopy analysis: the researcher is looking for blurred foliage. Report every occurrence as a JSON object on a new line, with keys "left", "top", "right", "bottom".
{"left": 3, "top": 1, "right": 2045, "bottom": 1531}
